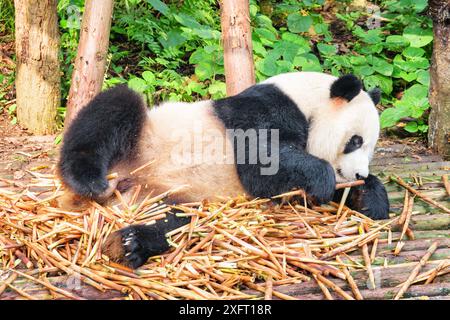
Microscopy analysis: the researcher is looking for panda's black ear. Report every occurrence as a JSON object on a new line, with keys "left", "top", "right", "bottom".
{"left": 368, "top": 88, "right": 381, "bottom": 105}
{"left": 330, "top": 74, "right": 362, "bottom": 102}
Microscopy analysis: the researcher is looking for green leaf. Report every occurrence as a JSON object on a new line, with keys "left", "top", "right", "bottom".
{"left": 354, "top": 27, "right": 383, "bottom": 44}
{"left": 364, "top": 74, "right": 393, "bottom": 94}
{"left": 405, "top": 121, "right": 418, "bottom": 133}
{"left": 208, "top": 81, "right": 226, "bottom": 99}
{"left": 252, "top": 39, "right": 267, "bottom": 56}
{"left": 370, "top": 57, "right": 393, "bottom": 76}
{"left": 128, "top": 78, "right": 148, "bottom": 93}
{"left": 158, "top": 30, "right": 186, "bottom": 49}
{"left": 349, "top": 56, "right": 366, "bottom": 65}
{"left": 403, "top": 84, "right": 429, "bottom": 100}
{"left": 189, "top": 48, "right": 208, "bottom": 64}
{"left": 353, "top": 65, "right": 374, "bottom": 77}
{"left": 398, "top": 71, "right": 417, "bottom": 82}
{"left": 195, "top": 61, "right": 215, "bottom": 81}
{"left": 142, "top": 71, "right": 155, "bottom": 84}
{"left": 255, "top": 28, "right": 277, "bottom": 42}
{"left": 287, "top": 13, "right": 313, "bottom": 33}
{"left": 385, "top": 35, "right": 410, "bottom": 48}
{"left": 257, "top": 54, "right": 281, "bottom": 76}
{"left": 147, "top": 0, "right": 170, "bottom": 16}
{"left": 402, "top": 47, "right": 425, "bottom": 58}
{"left": 273, "top": 41, "right": 301, "bottom": 63}
{"left": 317, "top": 43, "right": 336, "bottom": 56}
{"left": 281, "top": 32, "right": 310, "bottom": 51}
{"left": 403, "top": 27, "right": 433, "bottom": 48}
{"left": 293, "top": 53, "right": 322, "bottom": 72}
{"left": 174, "top": 13, "right": 202, "bottom": 29}
{"left": 416, "top": 70, "right": 430, "bottom": 86}
{"left": 380, "top": 107, "right": 408, "bottom": 128}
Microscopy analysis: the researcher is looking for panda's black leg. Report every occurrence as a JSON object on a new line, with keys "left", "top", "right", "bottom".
{"left": 333, "top": 174, "right": 389, "bottom": 220}
{"left": 238, "top": 142, "right": 336, "bottom": 204}
{"left": 103, "top": 212, "right": 191, "bottom": 269}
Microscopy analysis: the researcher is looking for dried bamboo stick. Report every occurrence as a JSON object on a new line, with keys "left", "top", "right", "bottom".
{"left": 443, "top": 175, "right": 450, "bottom": 197}
{"left": 336, "top": 256, "right": 363, "bottom": 300}
{"left": 390, "top": 175, "right": 450, "bottom": 214}
{"left": 314, "top": 274, "right": 333, "bottom": 300}
{"left": 264, "top": 275, "right": 273, "bottom": 300}
{"left": 394, "top": 241, "right": 439, "bottom": 300}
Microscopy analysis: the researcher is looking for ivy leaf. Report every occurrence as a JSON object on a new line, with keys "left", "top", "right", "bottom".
{"left": 287, "top": 13, "right": 313, "bottom": 33}
{"left": 403, "top": 27, "right": 433, "bottom": 48}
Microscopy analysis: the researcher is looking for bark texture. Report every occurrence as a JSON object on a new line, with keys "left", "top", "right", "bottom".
{"left": 428, "top": 1, "right": 450, "bottom": 159}
{"left": 14, "top": 0, "right": 60, "bottom": 134}
{"left": 64, "top": 0, "right": 114, "bottom": 127}
{"left": 220, "top": 0, "right": 255, "bottom": 96}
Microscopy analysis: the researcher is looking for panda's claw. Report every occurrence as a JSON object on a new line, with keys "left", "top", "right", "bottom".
{"left": 103, "top": 225, "right": 170, "bottom": 269}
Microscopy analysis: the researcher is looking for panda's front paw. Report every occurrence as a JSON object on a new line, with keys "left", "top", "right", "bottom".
{"left": 304, "top": 160, "right": 336, "bottom": 204}
{"left": 333, "top": 174, "right": 389, "bottom": 220}
{"left": 103, "top": 224, "right": 170, "bottom": 269}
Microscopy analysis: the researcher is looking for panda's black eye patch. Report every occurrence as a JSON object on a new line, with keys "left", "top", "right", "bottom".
{"left": 344, "top": 135, "right": 363, "bottom": 154}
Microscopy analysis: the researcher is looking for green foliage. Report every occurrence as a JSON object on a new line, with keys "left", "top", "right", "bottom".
{"left": 0, "top": 0, "right": 14, "bottom": 36}
{"left": 1, "top": 0, "right": 433, "bottom": 136}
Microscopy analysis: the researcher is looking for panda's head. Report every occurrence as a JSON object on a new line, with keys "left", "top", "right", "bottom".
{"left": 308, "top": 74, "right": 381, "bottom": 183}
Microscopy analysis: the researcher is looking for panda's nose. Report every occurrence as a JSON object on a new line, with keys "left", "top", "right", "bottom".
{"left": 355, "top": 173, "right": 367, "bottom": 180}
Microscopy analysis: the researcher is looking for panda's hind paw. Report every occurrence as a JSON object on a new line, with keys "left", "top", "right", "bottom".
{"left": 103, "top": 224, "right": 170, "bottom": 269}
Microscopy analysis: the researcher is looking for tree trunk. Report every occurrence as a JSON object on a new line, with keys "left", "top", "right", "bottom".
{"left": 220, "top": 0, "right": 255, "bottom": 96}
{"left": 14, "top": 0, "right": 60, "bottom": 135}
{"left": 64, "top": 0, "right": 114, "bottom": 127}
{"left": 428, "top": 1, "right": 450, "bottom": 160}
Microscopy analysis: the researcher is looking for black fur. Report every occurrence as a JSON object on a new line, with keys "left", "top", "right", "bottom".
{"left": 58, "top": 85, "right": 146, "bottom": 199}
{"left": 368, "top": 88, "right": 381, "bottom": 105}
{"left": 343, "top": 135, "right": 363, "bottom": 154}
{"left": 214, "top": 84, "right": 336, "bottom": 204}
{"left": 333, "top": 174, "right": 390, "bottom": 220}
{"left": 114, "top": 213, "right": 190, "bottom": 269}
{"left": 330, "top": 74, "right": 362, "bottom": 102}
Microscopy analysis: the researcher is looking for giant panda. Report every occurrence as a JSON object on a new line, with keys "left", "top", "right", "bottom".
{"left": 58, "top": 71, "right": 389, "bottom": 268}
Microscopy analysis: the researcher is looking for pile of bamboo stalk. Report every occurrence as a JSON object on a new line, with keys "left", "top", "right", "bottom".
{"left": 0, "top": 171, "right": 448, "bottom": 300}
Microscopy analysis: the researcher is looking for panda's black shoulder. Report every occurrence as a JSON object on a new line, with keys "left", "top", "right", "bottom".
{"left": 213, "top": 83, "right": 308, "bottom": 143}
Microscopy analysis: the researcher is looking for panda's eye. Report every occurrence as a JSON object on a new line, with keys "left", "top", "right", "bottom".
{"left": 344, "top": 135, "right": 363, "bottom": 154}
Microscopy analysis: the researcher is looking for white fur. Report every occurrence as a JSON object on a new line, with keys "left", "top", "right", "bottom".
{"left": 264, "top": 72, "right": 380, "bottom": 182}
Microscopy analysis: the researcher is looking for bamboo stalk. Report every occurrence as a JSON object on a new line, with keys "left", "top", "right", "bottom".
{"left": 390, "top": 175, "right": 450, "bottom": 214}
{"left": 264, "top": 275, "right": 273, "bottom": 300}
{"left": 335, "top": 180, "right": 365, "bottom": 189}
{"left": 314, "top": 274, "right": 333, "bottom": 300}
{"left": 443, "top": 174, "right": 450, "bottom": 197}
{"left": 336, "top": 256, "right": 363, "bottom": 300}
{"left": 394, "top": 241, "right": 439, "bottom": 300}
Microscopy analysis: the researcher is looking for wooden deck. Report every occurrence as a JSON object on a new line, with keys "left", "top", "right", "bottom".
{"left": 0, "top": 135, "right": 449, "bottom": 300}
